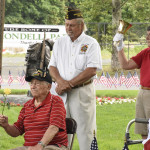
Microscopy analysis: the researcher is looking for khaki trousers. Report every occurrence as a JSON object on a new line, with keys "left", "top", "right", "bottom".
{"left": 135, "top": 89, "right": 150, "bottom": 135}
{"left": 66, "top": 83, "right": 97, "bottom": 150}
{"left": 10, "top": 145, "right": 69, "bottom": 150}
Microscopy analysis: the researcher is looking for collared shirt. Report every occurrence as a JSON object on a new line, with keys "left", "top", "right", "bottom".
{"left": 49, "top": 32, "right": 102, "bottom": 80}
{"left": 131, "top": 47, "right": 150, "bottom": 87}
{"left": 14, "top": 92, "right": 68, "bottom": 147}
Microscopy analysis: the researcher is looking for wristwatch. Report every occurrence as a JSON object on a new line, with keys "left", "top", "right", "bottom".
{"left": 38, "top": 141, "right": 46, "bottom": 148}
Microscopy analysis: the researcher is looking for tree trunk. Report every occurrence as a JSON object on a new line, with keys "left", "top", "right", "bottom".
{"left": 0, "top": 0, "right": 5, "bottom": 80}
{"left": 111, "top": 0, "right": 121, "bottom": 71}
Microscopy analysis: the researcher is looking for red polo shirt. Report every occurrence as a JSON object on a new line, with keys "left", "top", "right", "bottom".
{"left": 131, "top": 47, "right": 150, "bottom": 87}
{"left": 14, "top": 92, "right": 68, "bottom": 147}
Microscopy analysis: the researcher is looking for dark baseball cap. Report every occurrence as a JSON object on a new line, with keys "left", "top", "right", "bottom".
{"left": 25, "top": 69, "right": 52, "bottom": 84}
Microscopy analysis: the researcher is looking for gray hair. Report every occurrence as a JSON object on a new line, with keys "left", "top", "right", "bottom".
{"left": 76, "top": 18, "right": 87, "bottom": 32}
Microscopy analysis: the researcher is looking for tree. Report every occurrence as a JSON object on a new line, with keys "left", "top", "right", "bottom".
{"left": 122, "top": 0, "right": 150, "bottom": 23}
{"left": 0, "top": 0, "right": 5, "bottom": 78}
{"left": 111, "top": 0, "right": 121, "bottom": 70}
{"left": 77, "top": 0, "right": 150, "bottom": 70}
{"left": 5, "top": 0, "right": 66, "bottom": 25}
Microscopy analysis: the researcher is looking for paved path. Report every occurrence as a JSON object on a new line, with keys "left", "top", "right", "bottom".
{"left": 0, "top": 94, "right": 32, "bottom": 105}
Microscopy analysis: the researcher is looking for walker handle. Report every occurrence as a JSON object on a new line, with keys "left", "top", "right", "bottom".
{"left": 135, "top": 118, "right": 149, "bottom": 123}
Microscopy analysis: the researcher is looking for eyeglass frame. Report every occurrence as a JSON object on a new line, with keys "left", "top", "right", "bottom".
{"left": 29, "top": 80, "right": 48, "bottom": 86}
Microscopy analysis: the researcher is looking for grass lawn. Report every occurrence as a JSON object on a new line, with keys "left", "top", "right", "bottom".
{"left": 0, "top": 107, "right": 24, "bottom": 150}
{"left": 0, "top": 102, "right": 144, "bottom": 150}
{"left": 97, "top": 103, "right": 143, "bottom": 150}
{"left": 96, "top": 90, "right": 138, "bottom": 98}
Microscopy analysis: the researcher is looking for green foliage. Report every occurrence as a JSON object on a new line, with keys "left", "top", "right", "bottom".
{"left": 76, "top": 0, "right": 112, "bottom": 23}
{"left": 125, "top": 0, "right": 150, "bottom": 22}
{"left": 133, "top": 45, "right": 147, "bottom": 54}
{"left": 0, "top": 107, "right": 24, "bottom": 150}
{"left": 5, "top": 0, "right": 66, "bottom": 25}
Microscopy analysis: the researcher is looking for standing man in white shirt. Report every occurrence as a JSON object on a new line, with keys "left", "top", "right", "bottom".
{"left": 49, "top": 6, "right": 102, "bottom": 150}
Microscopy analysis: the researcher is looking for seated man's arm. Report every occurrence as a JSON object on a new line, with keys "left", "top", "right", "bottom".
{"left": 27, "top": 125, "right": 59, "bottom": 150}
{"left": 40, "top": 125, "right": 59, "bottom": 145}
{"left": 0, "top": 114, "right": 21, "bottom": 137}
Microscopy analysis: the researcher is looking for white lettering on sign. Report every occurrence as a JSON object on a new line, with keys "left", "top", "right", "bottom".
{"left": 3, "top": 24, "right": 66, "bottom": 53}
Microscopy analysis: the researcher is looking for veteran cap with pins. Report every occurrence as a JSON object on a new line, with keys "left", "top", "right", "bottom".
{"left": 25, "top": 69, "right": 52, "bottom": 84}
{"left": 65, "top": 6, "right": 83, "bottom": 20}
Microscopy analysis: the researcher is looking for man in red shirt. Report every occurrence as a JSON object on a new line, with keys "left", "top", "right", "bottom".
{"left": 113, "top": 26, "right": 150, "bottom": 140}
{"left": 0, "top": 69, "right": 68, "bottom": 150}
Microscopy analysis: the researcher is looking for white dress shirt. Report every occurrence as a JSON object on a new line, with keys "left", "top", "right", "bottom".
{"left": 49, "top": 32, "right": 102, "bottom": 80}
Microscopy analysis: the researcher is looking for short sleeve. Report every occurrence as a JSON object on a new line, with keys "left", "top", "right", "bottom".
{"left": 48, "top": 40, "right": 59, "bottom": 68}
{"left": 49, "top": 96, "right": 66, "bottom": 131}
{"left": 131, "top": 49, "right": 147, "bottom": 68}
{"left": 86, "top": 41, "right": 102, "bottom": 71}
{"left": 13, "top": 107, "right": 25, "bottom": 134}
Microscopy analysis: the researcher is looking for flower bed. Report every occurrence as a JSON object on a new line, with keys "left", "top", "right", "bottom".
{"left": 0, "top": 97, "right": 136, "bottom": 107}
{"left": 0, "top": 100, "right": 22, "bottom": 107}
{"left": 96, "top": 96, "right": 136, "bottom": 105}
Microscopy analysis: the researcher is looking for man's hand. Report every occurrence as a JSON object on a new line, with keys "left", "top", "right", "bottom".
{"left": 55, "top": 80, "right": 71, "bottom": 95}
{"left": 0, "top": 114, "right": 9, "bottom": 128}
{"left": 27, "top": 144, "right": 43, "bottom": 150}
{"left": 113, "top": 33, "right": 124, "bottom": 51}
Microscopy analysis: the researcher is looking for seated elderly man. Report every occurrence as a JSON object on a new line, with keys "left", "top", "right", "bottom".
{"left": 0, "top": 69, "right": 68, "bottom": 150}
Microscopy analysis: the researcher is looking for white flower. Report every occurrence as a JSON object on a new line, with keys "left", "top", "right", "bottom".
{"left": 96, "top": 97, "right": 136, "bottom": 106}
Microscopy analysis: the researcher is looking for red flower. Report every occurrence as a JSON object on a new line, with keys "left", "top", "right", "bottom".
{"left": 107, "top": 97, "right": 111, "bottom": 100}
{"left": 99, "top": 98, "right": 102, "bottom": 102}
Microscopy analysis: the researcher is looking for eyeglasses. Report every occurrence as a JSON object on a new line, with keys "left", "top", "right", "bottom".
{"left": 29, "top": 81, "right": 48, "bottom": 86}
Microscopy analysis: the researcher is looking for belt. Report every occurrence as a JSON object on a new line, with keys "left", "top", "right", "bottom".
{"left": 141, "top": 86, "right": 150, "bottom": 90}
{"left": 72, "top": 80, "right": 93, "bottom": 89}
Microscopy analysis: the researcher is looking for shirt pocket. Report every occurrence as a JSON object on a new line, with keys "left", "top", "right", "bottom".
{"left": 75, "top": 54, "right": 86, "bottom": 70}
